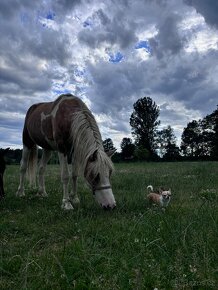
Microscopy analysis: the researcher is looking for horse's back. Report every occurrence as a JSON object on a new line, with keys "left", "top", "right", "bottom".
{"left": 22, "top": 94, "right": 89, "bottom": 151}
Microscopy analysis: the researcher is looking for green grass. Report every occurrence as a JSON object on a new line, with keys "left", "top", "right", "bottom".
{"left": 0, "top": 162, "right": 218, "bottom": 289}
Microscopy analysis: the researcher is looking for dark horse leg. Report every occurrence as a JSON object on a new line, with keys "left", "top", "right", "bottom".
{"left": 0, "top": 173, "right": 5, "bottom": 199}
{"left": 0, "top": 148, "right": 9, "bottom": 199}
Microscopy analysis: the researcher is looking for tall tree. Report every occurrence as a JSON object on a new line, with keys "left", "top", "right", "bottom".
{"left": 130, "top": 97, "right": 160, "bottom": 154}
{"left": 204, "top": 106, "right": 218, "bottom": 159}
{"left": 181, "top": 118, "right": 213, "bottom": 159}
{"left": 164, "top": 143, "right": 180, "bottom": 161}
{"left": 180, "top": 120, "right": 202, "bottom": 158}
{"left": 213, "top": 107, "right": 218, "bottom": 160}
{"left": 120, "top": 138, "right": 135, "bottom": 160}
{"left": 155, "top": 126, "right": 180, "bottom": 160}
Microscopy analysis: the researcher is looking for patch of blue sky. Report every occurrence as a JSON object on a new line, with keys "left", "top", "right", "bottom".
{"left": 20, "top": 12, "right": 29, "bottom": 24}
{"left": 53, "top": 89, "right": 72, "bottom": 96}
{"left": 83, "top": 20, "right": 92, "bottom": 28}
{"left": 109, "top": 52, "right": 124, "bottom": 63}
{"left": 135, "top": 40, "right": 151, "bottom": 53}
{"left": 46, "top": 11, "right": 55, "bottom": 20}
{"left": 74, "top": 68, "right": 85, "bottom": 77}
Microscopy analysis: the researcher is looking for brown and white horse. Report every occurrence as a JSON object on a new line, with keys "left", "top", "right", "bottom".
{"left": 16, "top": 94, "right": 116, "bottom": 210}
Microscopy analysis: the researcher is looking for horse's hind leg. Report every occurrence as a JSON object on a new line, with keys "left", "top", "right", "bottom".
{"left": 38, "top": 149, "right": 51, "bottom": 197}
{"left": 58, "top": 152, "right": 73, "bottom": 210}
{"left": 16, "top": 145, "right": 30, "bottom": 197}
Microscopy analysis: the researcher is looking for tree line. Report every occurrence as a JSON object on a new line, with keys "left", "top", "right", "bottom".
{"left": 1, "top": 96, "right": 217, "bottom": 163}
{"left": 103, "top": 97, "right": 218, "bottom": 162}
{"left": 0, "top": 148, "right": 59, "bottom": 165}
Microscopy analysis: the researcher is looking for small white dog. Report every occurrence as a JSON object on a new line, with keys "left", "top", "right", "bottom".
{"left": 147, "top": 185, "right": 171, "bottom": 208}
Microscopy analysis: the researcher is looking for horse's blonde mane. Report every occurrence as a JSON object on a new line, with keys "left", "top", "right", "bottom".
{"left": 69, "top": 99, "right": 113, "bottom": 177}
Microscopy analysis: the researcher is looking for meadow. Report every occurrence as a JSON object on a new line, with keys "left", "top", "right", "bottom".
{"left": 0, "top": 162, "right": 217, "bottom": 290}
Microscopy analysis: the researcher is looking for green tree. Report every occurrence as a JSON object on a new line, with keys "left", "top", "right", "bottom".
{"left": 213, "top": 107, "right": 218, "bottom": 159}
{"left": 120, "top": 138, "right": 135, "bottom": 160}
{"left": 181, "top": 119, "right": 212, "bottom": 159}
{"left": 204, "top": 106, "right": 218, "bottom": 160}
{"left": 181, "top": 120, "right": 201, "bottom": 158}
{"left": 156, "top": 125, "right": 180, "bottom": 160}
{"left": 130, "top": 97, "right": 160, "bottom": 155}
{"left": 164, "top": 143, "right": 180, "bottom": 161}
{"left": 103, "top": 138, "right": 116, "bottom": 152}
{"left": 134, "top": 146, "right": 150, "bottom": 161}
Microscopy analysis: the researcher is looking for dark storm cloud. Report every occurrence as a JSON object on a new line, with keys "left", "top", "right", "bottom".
{"left": 78, "top": 1, "right": 169, "bottom": 50}
{"left": 0, "top": 0, "right": 36, "bottom": 19}
{"left": 52, "top": 0, "right": 82, "bottom": 15}
{"left": 0, "top": 114, "right": 24, "bottom": 130}
{"left": 0, "top": 0, "right": 81, "bottom": 20}
{"left": 0, "top": 128, "right": 23, "bottom": 148}
{"left": 184, "top": 0, "right": 218, "bottom": 29}
{"left": 0, "top": 64, "right": 51, "bottom": 93}
{"left": 87, "top": 60, "right": 147, "bottom": 114}
{"left": 78, "top": 8, "right": 137, "bottom": 49}
{"left": 149, "top": 13, "right": 187, "bottom": 58}
{"left": 0, "top": 15, "right": 71, "bottom": 68}
{"left": 26, "top": 30, "right": 71, "bottom": 67}
{"left": 0, "top": 0, "right": 73, "bottom": 102}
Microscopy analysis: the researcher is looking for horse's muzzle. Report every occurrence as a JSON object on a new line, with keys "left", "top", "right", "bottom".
{"left": 102, "top": 203, "right": 116, "bottom": 210}
{"left": 94, "top": 186, "right": 116, "bottom": 210}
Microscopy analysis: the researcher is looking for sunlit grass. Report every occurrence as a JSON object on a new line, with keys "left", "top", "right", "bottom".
{"left": 1, "top": 162, "right": 217, "bottom": 289}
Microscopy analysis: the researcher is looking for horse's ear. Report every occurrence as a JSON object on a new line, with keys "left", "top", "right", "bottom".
{"left": 89, "top": 149, "right": 98, "bottom": 162}
{"left": 106, "top": 148, "right": 116, "bottom": 158}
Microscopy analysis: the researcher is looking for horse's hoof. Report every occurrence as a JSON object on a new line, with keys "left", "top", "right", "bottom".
{"left": 61, "top": 200, "right": 74, "bottom": 210}
{"left": 16, "top": 190, "right": 25, "bottom": 197}
{"left": 36, "top": 192, "right": 48, "bottom": 197}
{"left": 72, "top": 197, "right": 80, "bottom": 206}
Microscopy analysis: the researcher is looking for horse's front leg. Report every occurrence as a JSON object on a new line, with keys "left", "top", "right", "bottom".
{"left": 38, "top": 149, "right": 51, "bottom": 196}
{"left": 58, "top": 153, "right": 73, "bottom": 210}
{"left": 70, "top": 175, "right": 80, "bottom": 206}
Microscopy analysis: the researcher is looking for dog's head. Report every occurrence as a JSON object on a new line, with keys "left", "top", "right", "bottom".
{"left": 160, "top": 188, "right": 171, "bottom": 202}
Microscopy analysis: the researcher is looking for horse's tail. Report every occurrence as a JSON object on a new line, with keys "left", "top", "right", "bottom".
{"left": 27, "top": 145, "right": 38, "bottom": 187}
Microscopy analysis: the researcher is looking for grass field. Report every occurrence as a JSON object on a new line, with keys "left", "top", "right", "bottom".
{"left": 0, "top": 162, "right": 217, "bottom": 289}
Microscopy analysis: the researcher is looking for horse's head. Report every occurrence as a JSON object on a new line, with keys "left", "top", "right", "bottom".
{"left": 85, "top": 149, "right": 116, "bottom": 210}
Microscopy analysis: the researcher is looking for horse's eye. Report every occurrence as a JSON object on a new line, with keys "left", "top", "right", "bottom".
{"left": 94, "top": 174, "right": 100, "bottom": 185}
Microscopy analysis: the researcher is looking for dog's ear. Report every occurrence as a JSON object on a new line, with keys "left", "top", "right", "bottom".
{"left": 158, "top": 187, "right": 163, "bottom": 194}
{"left": 169, "top": 188, "right": 172, "bottom": 194}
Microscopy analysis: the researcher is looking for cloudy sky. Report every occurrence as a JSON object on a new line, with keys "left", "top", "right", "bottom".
{"left": 0, "top": 0, "right": 218, "bottom": 150}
